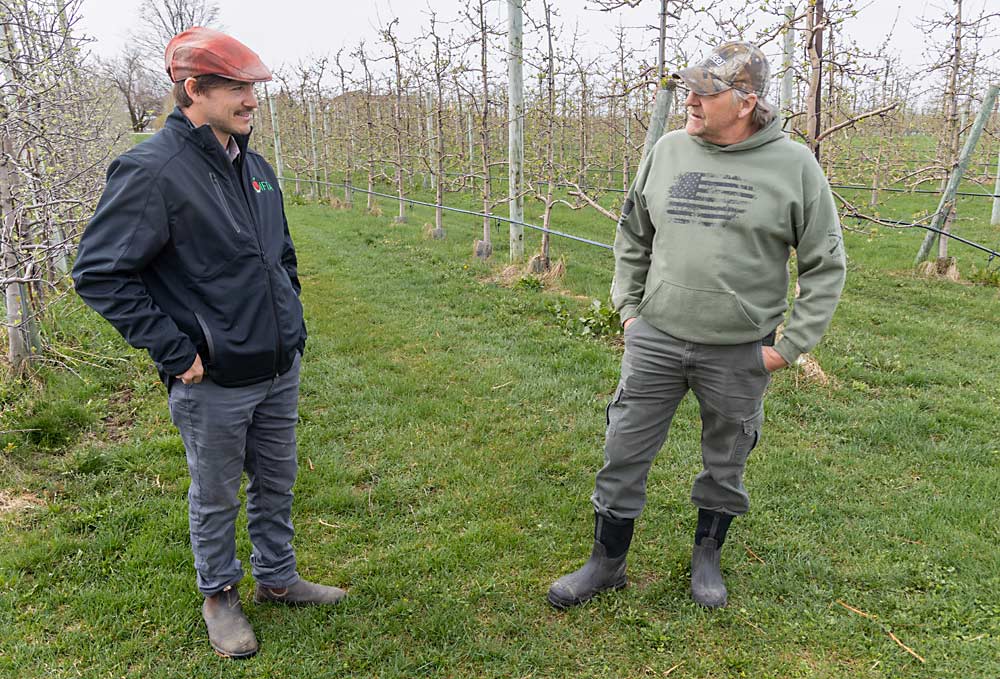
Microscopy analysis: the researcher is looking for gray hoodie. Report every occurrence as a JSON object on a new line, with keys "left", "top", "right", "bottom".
{"left": 611, "top": 117, "right": 846, "bottom": 365}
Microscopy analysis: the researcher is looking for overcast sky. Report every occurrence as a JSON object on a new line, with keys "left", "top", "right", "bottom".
{"left": 78, "top": 0, "right": 992, "bottom": 85}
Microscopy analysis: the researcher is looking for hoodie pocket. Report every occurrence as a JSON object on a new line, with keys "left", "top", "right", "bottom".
{"left": 209, "top": 172, "right": 241, "bottom": 234}
{"left": 637, "top": 279, "right": 760, "bottom": 340}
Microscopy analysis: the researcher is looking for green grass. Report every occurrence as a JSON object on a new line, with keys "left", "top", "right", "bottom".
{"left": 1, "top": 191, "right": 998, "bottom": 677}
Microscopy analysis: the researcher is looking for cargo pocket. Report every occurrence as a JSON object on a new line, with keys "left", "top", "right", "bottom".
{"left": 605, "top": 383, "right": 626, "bottom": 436}
{"left": 732, "top": 409, "right": 764, "bottom": 466}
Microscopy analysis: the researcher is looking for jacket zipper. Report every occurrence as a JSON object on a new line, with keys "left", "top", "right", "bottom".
{"left": 229, "top": 159, "right": 283, "bottom": 377}
{"left": 209, "top": 172, "right": 242, "bottom": 234}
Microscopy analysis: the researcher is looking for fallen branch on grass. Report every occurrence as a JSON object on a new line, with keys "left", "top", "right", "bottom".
{"left": 743, "top": 543, "right": 766, "bottom": 564}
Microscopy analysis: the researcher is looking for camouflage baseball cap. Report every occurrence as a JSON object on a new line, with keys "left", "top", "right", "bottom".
{"left": 673, "top": 41, "right": 770, "bottom": 97}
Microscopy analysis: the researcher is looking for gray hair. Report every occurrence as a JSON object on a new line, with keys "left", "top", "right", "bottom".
{"left": 732, "top": 89, "right": 777, "bottom": 129}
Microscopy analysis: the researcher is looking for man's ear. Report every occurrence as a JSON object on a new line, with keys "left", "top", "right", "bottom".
{"left": 183, "top": 77, "right": 199, "bottom": 103}
{"left": 738, "top": 92, "right": 758, "bottom": 120}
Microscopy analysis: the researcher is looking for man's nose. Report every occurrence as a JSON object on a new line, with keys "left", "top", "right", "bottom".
{"left": 685, "top": 89, "right": 698, "bottom": 105}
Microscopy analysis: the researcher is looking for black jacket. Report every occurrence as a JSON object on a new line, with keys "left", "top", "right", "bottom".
{"left": 72, "top": 108, "right": 305, "bottom": 388}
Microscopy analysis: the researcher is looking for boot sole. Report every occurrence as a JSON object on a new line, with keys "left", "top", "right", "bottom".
{"left": 254, "top": 587, "right": 348, "bottom": 606}
{"left": 210, "top": 643, "right": 258, "bottom": 660}
{"left": 691, "top": 593, "right": 727, "bottom": 609}
{"left": 253, "top": 594, "right": 347, "bottom": 606}
{"left": 546, "top": 579, "right": 627, "bottom": 610}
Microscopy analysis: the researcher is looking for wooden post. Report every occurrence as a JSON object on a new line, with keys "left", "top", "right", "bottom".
{"left": 507, "top": 0, "right": 525, "bottom": 261}
{"left": 915, "top": 84, "right": 999, "bottom": 263}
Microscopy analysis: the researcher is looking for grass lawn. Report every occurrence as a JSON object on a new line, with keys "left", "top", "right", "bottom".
{"left": 1, "top": 190, "right": 998, "bottom": 678}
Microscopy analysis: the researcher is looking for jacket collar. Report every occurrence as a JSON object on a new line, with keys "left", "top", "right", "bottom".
{"left": 165, "top": 107, "right": 252, "bottom": 162}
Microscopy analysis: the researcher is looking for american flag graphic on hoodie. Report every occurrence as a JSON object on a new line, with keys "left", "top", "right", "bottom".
{"left": 666, "top": 171, "right": 755, "bottom": 228}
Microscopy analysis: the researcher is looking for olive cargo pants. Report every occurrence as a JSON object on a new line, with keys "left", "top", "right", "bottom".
{"left": 592, "top": 317, "right": 771, "bottom": 520}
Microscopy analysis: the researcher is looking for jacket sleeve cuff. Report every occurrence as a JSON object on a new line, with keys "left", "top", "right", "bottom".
{"left": 773, "top": 338, "right": 803, "bottom": 367}
{"left": 158, "top": 343, "right": 198, "bottom": 377}
{"left": 619, "top": 305, "right": 639, "bottom": 328}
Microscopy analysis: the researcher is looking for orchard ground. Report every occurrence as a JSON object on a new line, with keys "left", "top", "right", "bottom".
{"left": 0, "top": 168, "right": 998, "bottom": 677}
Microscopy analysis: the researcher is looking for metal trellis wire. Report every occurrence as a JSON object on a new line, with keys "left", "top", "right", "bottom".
{"left": 280, "top": 177, "right": 614, "bottom": 251}
{"left": 283, "top": 177, "right": 1000, "bottom": 261}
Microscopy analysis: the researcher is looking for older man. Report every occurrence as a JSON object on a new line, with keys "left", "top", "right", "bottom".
{"left": 548, "top": 42, "right": 846, "bottom": 609}
{"left": 73, "top": 28, "right": 345, "bottom": 659}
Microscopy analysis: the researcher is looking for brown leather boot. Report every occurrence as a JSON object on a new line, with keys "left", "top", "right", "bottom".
{"left": 254, "top": 577, "right": 347, "bottom": 606}
{"left": 202, "top": 584, "right": 258, "bottom": 659}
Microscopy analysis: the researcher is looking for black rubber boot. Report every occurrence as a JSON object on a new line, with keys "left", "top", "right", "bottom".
{"left": 690, "top": 508, "right": 734, "bottom": 608}
{"left": 547, "top": 513, "right": 634, "bottom": 609}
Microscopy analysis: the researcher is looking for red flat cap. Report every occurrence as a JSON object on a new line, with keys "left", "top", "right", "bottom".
{"left": 165, "top": 26, "right": 272, "bottom": 83}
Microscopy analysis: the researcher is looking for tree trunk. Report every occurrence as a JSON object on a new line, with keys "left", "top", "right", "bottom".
{"left": 642, "top": 0, "right": 675, "bottom": 159}
{"left": 780, "top": 5, "right": 795, "bottom": 123}
{"left": 264, "top": 86, "right": 285, "bottom": 191}
{"left": 476, "top": 0, "right": 493, "bottom": 259}
{"left": 336, "top": 58, "right": 354, "bottom": 208}
{"left": 806, "top": 0, "right": 825, "bottom": 161}
{"left": 507, "top": 0, "right": 525, "bottom": 261}
{"left": 0, "top": 132, "right": 32, "bottom": 372}
{"left": 307, "top": 100, "right": 320, "bottom": 201}
{"left": 430, "top": 19, "right": 446, "bottom": 239}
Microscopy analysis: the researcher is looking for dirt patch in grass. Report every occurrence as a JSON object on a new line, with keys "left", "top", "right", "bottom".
{"left": 0, "top": 490, "right": 44, "bottom": 515}
{"left": 479, "top": 264, "right": 527, "bottom": 287}
{"left": 101, "top": 386, "right": 137, "bottom": 442}
{"left": 480, "top": 259, "right": 570, "bottom": 290}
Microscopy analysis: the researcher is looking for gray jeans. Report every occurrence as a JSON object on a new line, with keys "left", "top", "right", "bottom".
{"left": 168, "top": 353, "right": 301, "bottom": 596}
{"left": 592, "top": 318, "right": 771, "bottom": 520}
